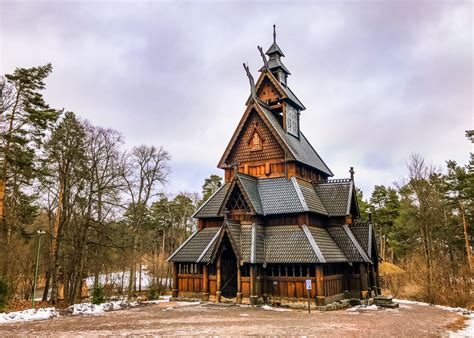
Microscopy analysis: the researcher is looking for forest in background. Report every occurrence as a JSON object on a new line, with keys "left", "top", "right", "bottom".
{"left": 0, "top": 65, "right": 472, "bottom": 310}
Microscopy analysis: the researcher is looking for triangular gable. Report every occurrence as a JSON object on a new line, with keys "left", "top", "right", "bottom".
{"left": 218, "top": 101, "right": 293, "bottom": 169}
{"left": 219, "top": 176, "right": 258, "bottom": 215}
{"left": 246, "top": 70, "right": 287, "bottom": 106}
{"left": 207, "top": 221, "right": 243, "bottom": 264}
{"left": 246, "top": 69, "right": 305, "bottom": 110}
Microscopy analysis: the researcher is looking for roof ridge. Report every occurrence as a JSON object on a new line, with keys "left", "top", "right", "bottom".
{"left": 236, "top": 174, "right": 263, "bottom": 215}
{"left": 301, "top": 224, "right": 326, "bottom": 263}
{"left": 167, "top": 229, "right": 200, "bottom": 262}
{"left": 342, "top": 224, "right": 371, "bottom": 263}
{"left": 192, "top": 183, "right": 228, "bottom": 218}
{"left": 197, "top": 226, "right": 223, "bottom": 263}
{"left": 291, "top": 176, "right": 309, "bottom": 212}
{"left": 324, "top": 178, "right": 352, "bottom": 184}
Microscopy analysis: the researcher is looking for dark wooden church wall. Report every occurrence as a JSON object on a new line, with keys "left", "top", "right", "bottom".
{"left": 323, "top": 263, "right": 345, "bottom": 297}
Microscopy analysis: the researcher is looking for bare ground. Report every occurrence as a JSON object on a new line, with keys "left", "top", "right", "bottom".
{"left": 0, "top": 301, "right": 467, "bottom": 337}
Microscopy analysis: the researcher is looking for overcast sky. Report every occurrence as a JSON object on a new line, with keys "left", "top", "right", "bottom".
{"left": 1, "top": 0, "right": 472, "bottom": 200}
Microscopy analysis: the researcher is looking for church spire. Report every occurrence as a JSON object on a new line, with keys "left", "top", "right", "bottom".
{"left": 262, "top": 24, "right": 291, "bottom": 85}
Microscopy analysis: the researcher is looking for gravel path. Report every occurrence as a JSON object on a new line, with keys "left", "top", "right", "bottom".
{"left": 0, "top": 301, "right": 467, "bottom": 337}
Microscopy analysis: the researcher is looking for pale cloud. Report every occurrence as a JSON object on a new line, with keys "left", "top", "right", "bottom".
{"left": 1, "top": 0, "right": 472, "bottom": 199}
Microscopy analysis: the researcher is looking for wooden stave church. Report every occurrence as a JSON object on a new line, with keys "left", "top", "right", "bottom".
{"left": 168, "top": 27, "right": 380, "bottom": 306}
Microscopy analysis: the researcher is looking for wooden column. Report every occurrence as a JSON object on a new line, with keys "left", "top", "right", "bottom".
{"left": 370, "top": 265, "right": 378, "bottom": 296}
{"left": 250, "top": 264, "right": 258, "bottom": 305}
{"left": 359, "top": 263, "right": 369, "bottom": 300}
{"left": 315, "top": 265, "right": 325, "bottom": 306}
{"left": 216, "top": 256, "right": 222, "bottom": 303}
{"left": 172, "top": 263, "right": 179, "bottom": 298}
{"left": 343, "top": 265, "right": 351, "bottom": 298}
{"left": 202, "top": 264, "right": 209, "bottom": 301}
{"left": 236, "top": 263, "right": 242, "bottom": 303}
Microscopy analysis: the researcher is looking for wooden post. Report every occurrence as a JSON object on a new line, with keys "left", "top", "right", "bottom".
{"left": 315, "top": 265, "right": 325, "bottom": 306}
{"left": 250, "top": 264, "right": 258, "bottom": 305}
{"left": 359, "top": 263, "right": 369, "bottom": 300}
{"left": 236, "top": 262, "right": 242, "bottom": 303}
{"left": 202, "top": 264, "right": 209, "bottom": 301}
{"left": 172, "top": 263, "right": 179, "bottom": 298}
{"left": 216, "top": 256, "right": 221, "bottom": 303}
{"left": 369, "top": 265, "right": 378, "bottom": 296}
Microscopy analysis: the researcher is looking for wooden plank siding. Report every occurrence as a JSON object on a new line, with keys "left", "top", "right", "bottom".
{"left": 323, "top": 274, "right": 345, "bottom": 297}
{"left": 177, "top": 274, "right": 203, "bottom": 294}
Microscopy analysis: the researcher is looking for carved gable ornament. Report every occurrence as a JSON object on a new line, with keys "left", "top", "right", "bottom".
{"left": 248, "top": 122, "right": 265, "bottom": 151}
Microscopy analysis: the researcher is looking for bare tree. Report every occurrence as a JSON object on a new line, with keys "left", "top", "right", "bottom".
{"left": 121, "top": 145, "right": 170, "bottom": 299}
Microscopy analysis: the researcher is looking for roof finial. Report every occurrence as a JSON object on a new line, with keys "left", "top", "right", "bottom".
{"left": 349, "top": 166, "right": 355, "bottom": 180}
{"left": 258, "top": 46, "right": 269, "bottom": 69}
{"left": 273, "top": 24, "right": 276, "bottom": 43}
{"left": 243, "top": 62, "right": 256, "bottom": 99}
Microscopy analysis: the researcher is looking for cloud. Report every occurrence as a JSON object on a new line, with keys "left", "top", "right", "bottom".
{"left": 1, "top": 0, "right": 472, "bottom": 199}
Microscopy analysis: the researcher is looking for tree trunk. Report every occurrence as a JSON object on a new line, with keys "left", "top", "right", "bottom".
{"left": 50, "top": 182, "right": 64, "bottom": 304}
{"left": 0, "top": 90, "right": 19, "bottom": 244}
{"left": 42, "top": 270, "right": 50, "bottom": 301}
{"left": 127, "top": 231, "right": 138, "bottom": 299}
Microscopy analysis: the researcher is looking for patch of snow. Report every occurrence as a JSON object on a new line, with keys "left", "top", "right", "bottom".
{"left": 346, "top": 304, "right": 379, "bottom": 312}
{"left": 0, "top": 308, "right": 59, "bottom": 324}
{"left": 240, "top": 313, "right": 249, "bottom": 317}
{"left": 69, "top": 300, "right": 138, "bottom": 315}
{"left": 144, "top": 299, "right": 170, "bottom": 304}
{"left": 85, "top": 268, "right": 171, "bottom": 291}
{"left": 450, "top": 313, "right": 474, "bottom": 337}
{"left": 262, "top": 305, "right": 292, "bottom": 312}
{"left": 393, "top": 298, "right": 430, "bottom": 306}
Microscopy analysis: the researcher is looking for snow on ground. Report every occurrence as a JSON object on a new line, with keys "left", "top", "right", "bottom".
{"left": 262, "top": 305, "right": 292, "bottom": 312}
{"left": 84, "top": 268, "right": 171, "bottom": 291}
{"left": 0, "top": 308, "right": 59, "bottom": 324}
{"left": 69, "top": 300, "right": 141, "bottom": 315}
{"left": 346, "top": 304, "right": 379, "bottom": 312}
{"left": 450, "top": 313, "right": 474, "bottom": 337}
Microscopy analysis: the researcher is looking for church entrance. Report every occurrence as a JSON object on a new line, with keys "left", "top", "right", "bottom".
{"left": 220, "top": 236, "right": 237, "bottom": 298}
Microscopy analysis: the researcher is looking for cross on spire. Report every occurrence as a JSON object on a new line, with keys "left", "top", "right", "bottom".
{"left": 273, "top": 24, "right": 276, "bottom": 43}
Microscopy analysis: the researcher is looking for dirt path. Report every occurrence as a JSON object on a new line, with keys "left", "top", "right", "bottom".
{"left": 0, "top": 301, "right": 466, "bottom": 337}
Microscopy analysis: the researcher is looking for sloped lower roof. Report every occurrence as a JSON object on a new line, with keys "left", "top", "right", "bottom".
{"left": 265, "top": 225, "right": 320, "bottom": 263}
{"left": 194, "top": 174, "right": 356, "bottom": 218}
{"left": 352, "top": 222, "right": 378, "bottom": 262}
{"left": 169, "top": 221, "right": 383, "bottom": 265}
{"left": 296, "top": 178, "right": 328, "bottom": 215}
{"left": 308, "top": 227, "right": 347, "bottom": 263}
{"left": 258, "top": 177, "right": 305, "bottom": 215}
{"left": 193, "top": 183, "right": 230, "bottom": 218}
{"left": 327, "top": 224, "right": 371, "bottom": 263}
{"left": 314, "top": 179, "right": 353, "bottom": 217}
{"left": 167, "top": 227, "right": 221, "bottom": 263}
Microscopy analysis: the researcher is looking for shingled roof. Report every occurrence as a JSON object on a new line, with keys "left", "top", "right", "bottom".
{"left": 193, "top": 183, "right": 230, "bottom": 218}
{"left": 194, "top": 174, "right": 358, "bottom": 219}
{"left": 167, "top": 227, "right": 221, "bottom": 263}
{"left": 352, "top": 222, "right": 378, "bottom": 262}
{"left": 327, "top": 224, "right": 371, "bottom": 263}
{"left": 170, "top": 223, "right": 353, "bottom": 264}
{"left": 257, "top": 103, "right": 331, "bottom": 175}
{"left": 314, "top": 179, "right": 355, "bottom": 217}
